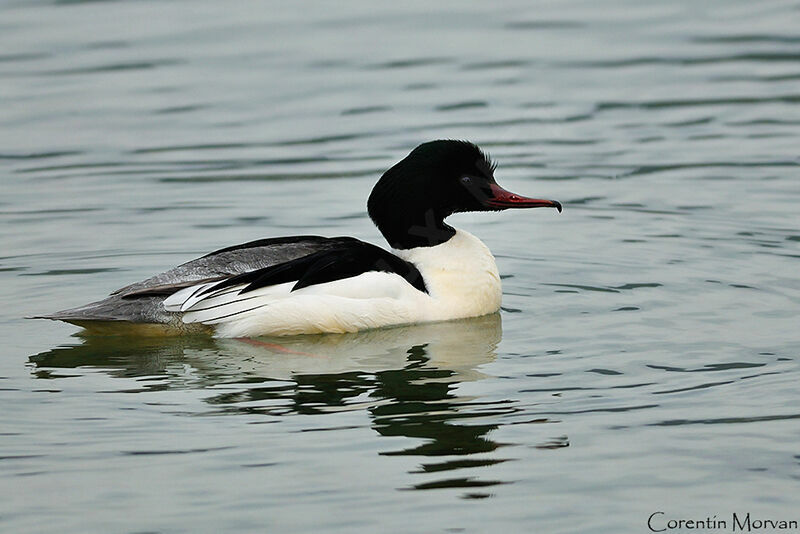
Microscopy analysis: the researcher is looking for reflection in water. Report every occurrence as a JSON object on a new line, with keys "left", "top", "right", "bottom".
{"left": 30, "top": 314, "right": 525, "bottom": 495}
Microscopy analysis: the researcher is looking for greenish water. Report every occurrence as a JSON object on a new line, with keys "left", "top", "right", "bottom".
{"left": 2, "top": 1, "right": 799, "bottom": 532}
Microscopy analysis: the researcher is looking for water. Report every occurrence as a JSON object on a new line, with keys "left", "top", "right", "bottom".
{"left": 2, "top": 0, "right": 799, "bottom": 532}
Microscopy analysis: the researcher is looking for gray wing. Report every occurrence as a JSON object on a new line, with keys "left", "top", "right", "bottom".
{"left": 37, "top": 236, "right": 358, "bottom": 326}
{"left": 111, "top": 236, "right": 357, "bottom": 298}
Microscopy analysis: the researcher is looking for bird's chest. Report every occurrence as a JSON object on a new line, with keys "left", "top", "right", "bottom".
{"left": 396, "top": 230, "right": 502, "bottom": 320}
{"left": 422, "top": 263, "right": 501, "bottom": 318}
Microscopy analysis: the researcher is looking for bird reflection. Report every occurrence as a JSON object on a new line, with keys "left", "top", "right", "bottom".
{"left": 30, "top": 313, "right": 510, "bottom": 494}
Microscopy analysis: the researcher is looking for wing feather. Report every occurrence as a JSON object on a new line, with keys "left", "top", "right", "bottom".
{"left": 114, "top": 236, "right": 356, "bottom": 298}
{"left": 40, "top": 235, "right": 392, "bottom": 326}
{"left": 166, "top": 241, "right": 428, "bottom": 328}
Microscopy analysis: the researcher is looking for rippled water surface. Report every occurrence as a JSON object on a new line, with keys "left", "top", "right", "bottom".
{"left": 2, "top": 1, "right": 800, "bottom": 532}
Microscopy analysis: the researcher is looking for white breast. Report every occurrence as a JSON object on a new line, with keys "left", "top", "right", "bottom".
{"left": 394, "top": 228, "right": 502, "bottom": 321}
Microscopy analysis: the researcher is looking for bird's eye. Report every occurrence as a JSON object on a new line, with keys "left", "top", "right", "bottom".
{"left": 460, "top": 176, "right": 473, "bottom": 185}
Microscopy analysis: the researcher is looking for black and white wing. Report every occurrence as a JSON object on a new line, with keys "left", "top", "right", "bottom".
{"left": 163, "top": 239, "right": 428, "bottom": 325}
{"left": 112, "top": 236, "right": 358, "bottom": 298}
{"left": 38, "top": 236, "right": 361, "bottom": 325}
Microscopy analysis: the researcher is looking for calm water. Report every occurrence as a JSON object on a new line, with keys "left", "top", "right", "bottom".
{"left": 2, "top": 0, "right": 799, "bottom": 532}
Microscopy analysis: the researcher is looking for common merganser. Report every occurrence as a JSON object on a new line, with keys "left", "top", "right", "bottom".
{"left": 37, "top": 140, "right": 561, "bottom": 337}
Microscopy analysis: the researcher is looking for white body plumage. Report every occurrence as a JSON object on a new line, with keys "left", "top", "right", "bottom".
{"left": 164, "top": 229, "right": 501, "bottom": 337}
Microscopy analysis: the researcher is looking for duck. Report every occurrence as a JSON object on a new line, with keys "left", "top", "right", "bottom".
{"left": 36, "top": 140, "right": 561, "bottom": 337}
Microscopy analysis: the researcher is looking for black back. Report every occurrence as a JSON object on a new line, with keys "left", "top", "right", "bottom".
{"left": 200, "top": 239, "right": 427, "bottom": 296}
{"left": 202, "top": 235, "right": 351, "bottom": 258}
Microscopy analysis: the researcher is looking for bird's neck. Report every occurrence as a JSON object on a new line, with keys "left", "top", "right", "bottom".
{"left": 373, "top": 209, "right": 456, "bottom": 250}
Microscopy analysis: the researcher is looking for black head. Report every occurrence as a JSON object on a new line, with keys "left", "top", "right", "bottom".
{"left": 368, "top": 140, "right": 561, "bottom": 249}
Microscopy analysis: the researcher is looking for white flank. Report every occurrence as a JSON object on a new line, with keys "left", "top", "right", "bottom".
{"left": 162, "top": 228, "right": 502, "bottom": 337}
